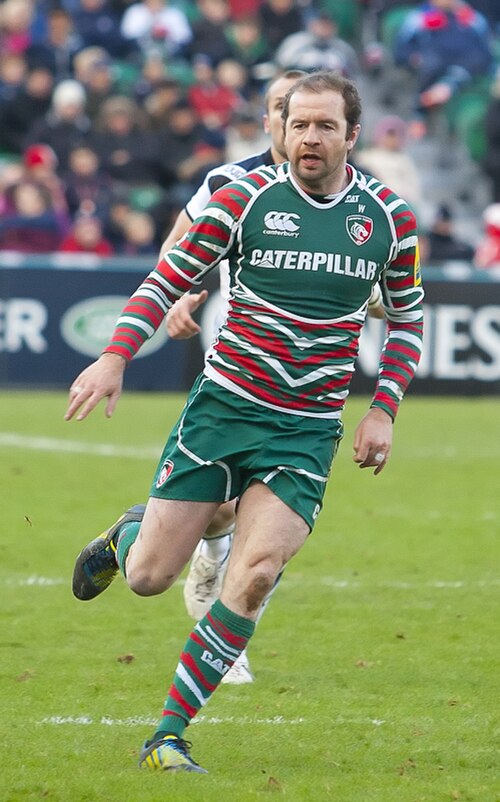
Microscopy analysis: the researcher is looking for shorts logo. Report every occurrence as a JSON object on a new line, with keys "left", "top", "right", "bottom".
{"left": 156, "top": 459, "right": 174, "bottom": 488}
{"left": 346, "top": 215, "right": 373, "bottom": 246}
{"left": 264, "top": 211, "right": 301, "bottom": 235}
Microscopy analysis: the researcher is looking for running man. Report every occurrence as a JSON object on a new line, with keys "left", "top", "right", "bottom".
{"left": 161, "top": 70, "right": 384, "bottom": 685}
{"left": 66, "top": 71, "right": 424, "bottom": 775}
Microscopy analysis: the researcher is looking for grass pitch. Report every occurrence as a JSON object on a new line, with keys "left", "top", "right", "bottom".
{"left": 1, "top": 390, "right": 498, "bottom": 802}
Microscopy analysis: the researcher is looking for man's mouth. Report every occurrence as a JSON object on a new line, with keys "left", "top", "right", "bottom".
{"left": 300, "top": 154, "right": 321, "bottom": 167}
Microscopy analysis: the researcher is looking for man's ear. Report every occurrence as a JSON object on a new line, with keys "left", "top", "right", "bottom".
{"left": 263, "top": 114, "right": 270, "bottom": 135}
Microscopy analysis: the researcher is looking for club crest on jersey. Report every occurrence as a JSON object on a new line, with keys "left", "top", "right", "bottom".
{"left": 346, "top": 215, "right": 373, "bottom": 246}
{"left": 156, "top": 459, "right": 174, "bottom": 488}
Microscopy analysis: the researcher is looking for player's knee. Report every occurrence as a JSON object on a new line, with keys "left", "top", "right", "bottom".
{"left": 126, "top": 565, "right": 175, "bottom": 597}
{"left": 242, "top": 561, "right": 277, "bottom": 613}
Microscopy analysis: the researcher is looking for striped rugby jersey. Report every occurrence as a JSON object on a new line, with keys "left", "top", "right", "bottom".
{"left": 104, "top": 162, "right": 424, "bottom": 419}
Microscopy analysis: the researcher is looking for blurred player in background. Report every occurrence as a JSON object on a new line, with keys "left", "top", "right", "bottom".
{"left": 66, "top": 71, "right": 423, "bottom": 774}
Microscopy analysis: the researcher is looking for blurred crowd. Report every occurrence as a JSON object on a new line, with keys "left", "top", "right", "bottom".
{"left": 1, "top": 0, "right": 500, "bottom": 266}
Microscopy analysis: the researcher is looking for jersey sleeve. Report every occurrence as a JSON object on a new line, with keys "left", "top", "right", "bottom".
{"left": 103, "top": 184, "right": 245, "bottom": 362}
{"left": 185, "top": 163, "right": 246, "bottom": 221}
{"left": 371, "top": 207, "right": 424, "bottom": 419}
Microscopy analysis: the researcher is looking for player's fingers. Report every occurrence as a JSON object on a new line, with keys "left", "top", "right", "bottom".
{"left": 74, "top": 390, "right": 106, "bottom": 421}
{"left": 65, "top": 383, "right": 91, "bottom": 420}
{"left": 104, "top": 388, "right": 121, "bottom": 419}
{"left": 191, "top": 289, "right": 208, "bottom": 310}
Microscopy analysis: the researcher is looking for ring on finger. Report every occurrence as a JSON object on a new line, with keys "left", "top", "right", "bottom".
{"left": 374, "top": 452, "right": 385, "bottom": 463}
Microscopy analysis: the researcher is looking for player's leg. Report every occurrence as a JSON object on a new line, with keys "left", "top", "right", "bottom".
{"left": 140, "top": 481, "right": 310, "bottom": 772}
{"left": 183, "top": 495, "right": 287, "bottom": 685}
{"left": 72, "top": 496, "right": 220, "bottom": 601}
{"left": 183, "top": 499, "right": 236, "bottom": 620}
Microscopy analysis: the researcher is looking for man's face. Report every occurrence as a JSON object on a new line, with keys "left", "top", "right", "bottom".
{"left": 284, "top": 88, "right": 360, "bottom": 193}
{"left": 263, "top": 76, "right": 301, "bottom": 161}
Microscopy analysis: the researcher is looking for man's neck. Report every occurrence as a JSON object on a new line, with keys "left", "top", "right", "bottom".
{"left": 292, "top": 164, "right": 352, "bottom": 197}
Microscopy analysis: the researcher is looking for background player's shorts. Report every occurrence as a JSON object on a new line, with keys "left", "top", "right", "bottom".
{"left": 151, "top": 375, "right": 343, "bottom": 530}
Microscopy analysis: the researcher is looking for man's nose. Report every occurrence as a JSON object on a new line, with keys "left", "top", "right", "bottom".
{"left": 303, "top": 124, "right": 320, "bottom": 144}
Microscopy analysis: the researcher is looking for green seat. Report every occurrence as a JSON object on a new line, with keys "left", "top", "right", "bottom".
{"left": 319, "top": 0, "right": 362, "bottom": 44}
{"left": 445, "top": 77, "right": 492, "bottom": 162}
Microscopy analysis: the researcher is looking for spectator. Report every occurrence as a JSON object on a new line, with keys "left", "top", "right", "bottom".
{"left": 355, "top": 114, "right": 423, "bottom": 216}
{"left": 89, "top": 95, "right": 162, "bottom": 187}
{"left": 63, "top": 144, "right": 113, "bottom": 217}
{"left": 120, "top": 0, "right": 192, "bottom": 60}
{"left": 225, "top": 107, "right": 270, "bottom": 162}
{"left": 0, "top": 0, "right": 35, "bottom": 57}
{"left": 483, "top": 68, "right": 500, "bottom": 202}
{"left": 393, "top": 0, "right": 494, "bottom": 121}
{"left": 59, "top": 211, "right": 115, "bottom": 255}
{"left": 0, "top": 65, "right": 54, "bottom": 155}
{"left": 158, "top": 98, "right": 225, "bottom": 191}
{"left": 188, "top": 54, "right": 242, "bottom": 130}
{"left": 426, "top": 203, "right": 475, "bottom": 261}
{"left": 133, "top": 52, "right": 169, "bottom": 106}
{"left": 120, "top": 209, "right": 159, "bottom": 254}
{"left": 102, "top": 189, "right": 133, "bottom": 251}
{"left": 25, "top": 7, "right": 82, "bottom": 80}
{"left": 0, "top": 52, "right": 27, "bottom": 102}
{"left": 258, "top": 0, "right": 304, "bottom": 51}
{"left": 25, "top": 78, "right": 91, "bottom": 171}
{"left": 72, "top": 46, "right": 119, "bottom": 121}
{"left": 225, "top": 16, "right": 271, "bottom": 81}
{"left": 141, "top": 77, "right": 182, "bottom": 127}
{"left": 215, "top": 58, "right": 251, "bottom": 104}
{"left": 275, "top": 11, "right": 360, "bottom": 77}
{"left": 73, "top": 0, "right": 134, "bottom": 59}
{"left": 22, "top": 142, "right": 71, "bottom": 227}
{"left": 226, "top": 0, "right": 262, "bottom": 19}
{"left": 474, "top": 203, "right": 500, "bottom": 268}
{"left": 0, "top": 179, "right": 65, "bottom": 252}
{"left": 186, "top": 0, "right": 233, "bottom": 66}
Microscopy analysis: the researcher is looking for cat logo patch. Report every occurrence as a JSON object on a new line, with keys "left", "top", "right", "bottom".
{"left": 346, "top": 215, "right": 373, "bottom": 246}
{"left": 156, "top": 459, "right": 174, "bottom": 488}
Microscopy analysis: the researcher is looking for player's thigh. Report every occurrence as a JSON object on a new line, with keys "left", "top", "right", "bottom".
{"left": 126, "top": 497, "right": 221, "bottom": 589}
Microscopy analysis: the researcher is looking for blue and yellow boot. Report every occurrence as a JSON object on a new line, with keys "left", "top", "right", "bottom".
{"left": 72, "top": 504, "right": 145, "bottom": 601}
{"left": 139, "top": 735, "right": 207, "bottom": 774}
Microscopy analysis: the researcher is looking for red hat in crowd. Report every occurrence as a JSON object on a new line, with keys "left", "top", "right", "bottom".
{"left": 23, "top": 144, "right": 58, "bottom": 170}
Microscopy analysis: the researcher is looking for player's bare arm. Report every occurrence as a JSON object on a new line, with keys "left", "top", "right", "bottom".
{"left": 159, "top": 209, "right": 192, "bottom": 258}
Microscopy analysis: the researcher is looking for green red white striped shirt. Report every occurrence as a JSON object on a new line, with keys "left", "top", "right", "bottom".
{"left": 104, "top": 163, "right": 424, "bottom": 419}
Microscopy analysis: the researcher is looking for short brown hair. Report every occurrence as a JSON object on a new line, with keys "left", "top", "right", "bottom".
{"left": 281, "top": 70, "right": 362, "bottom": 139}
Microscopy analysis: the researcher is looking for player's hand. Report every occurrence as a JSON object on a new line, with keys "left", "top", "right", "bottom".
{"left": 165, "top": 290, "right": 208, "bottom": 339}
{"left": 352, "top": 407, "right": 393, "bottom": 475}
{"left": 64, "top": 353, "right": 126, "bottom": 422}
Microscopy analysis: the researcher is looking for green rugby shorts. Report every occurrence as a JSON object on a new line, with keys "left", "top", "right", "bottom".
{"left": 151, "top": 375, "right": 343, "bottom": 530}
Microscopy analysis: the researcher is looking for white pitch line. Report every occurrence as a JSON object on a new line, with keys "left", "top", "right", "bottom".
{"left": 39, "top": 714, "right": 307, "bottom": 727}
{"left": 2, "top": 432, "right": 499, "bottom": 460}
{"left": 0, "top": 432, "right": 159, "bottom": 460}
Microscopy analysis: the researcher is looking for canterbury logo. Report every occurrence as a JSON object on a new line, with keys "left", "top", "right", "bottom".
{"left": 264, "top": 211, "right": 301, "bottom": 232}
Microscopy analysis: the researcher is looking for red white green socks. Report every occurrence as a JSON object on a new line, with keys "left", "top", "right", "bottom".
{"left": 154, "top": 599, "right": 255, "bottom": 740}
